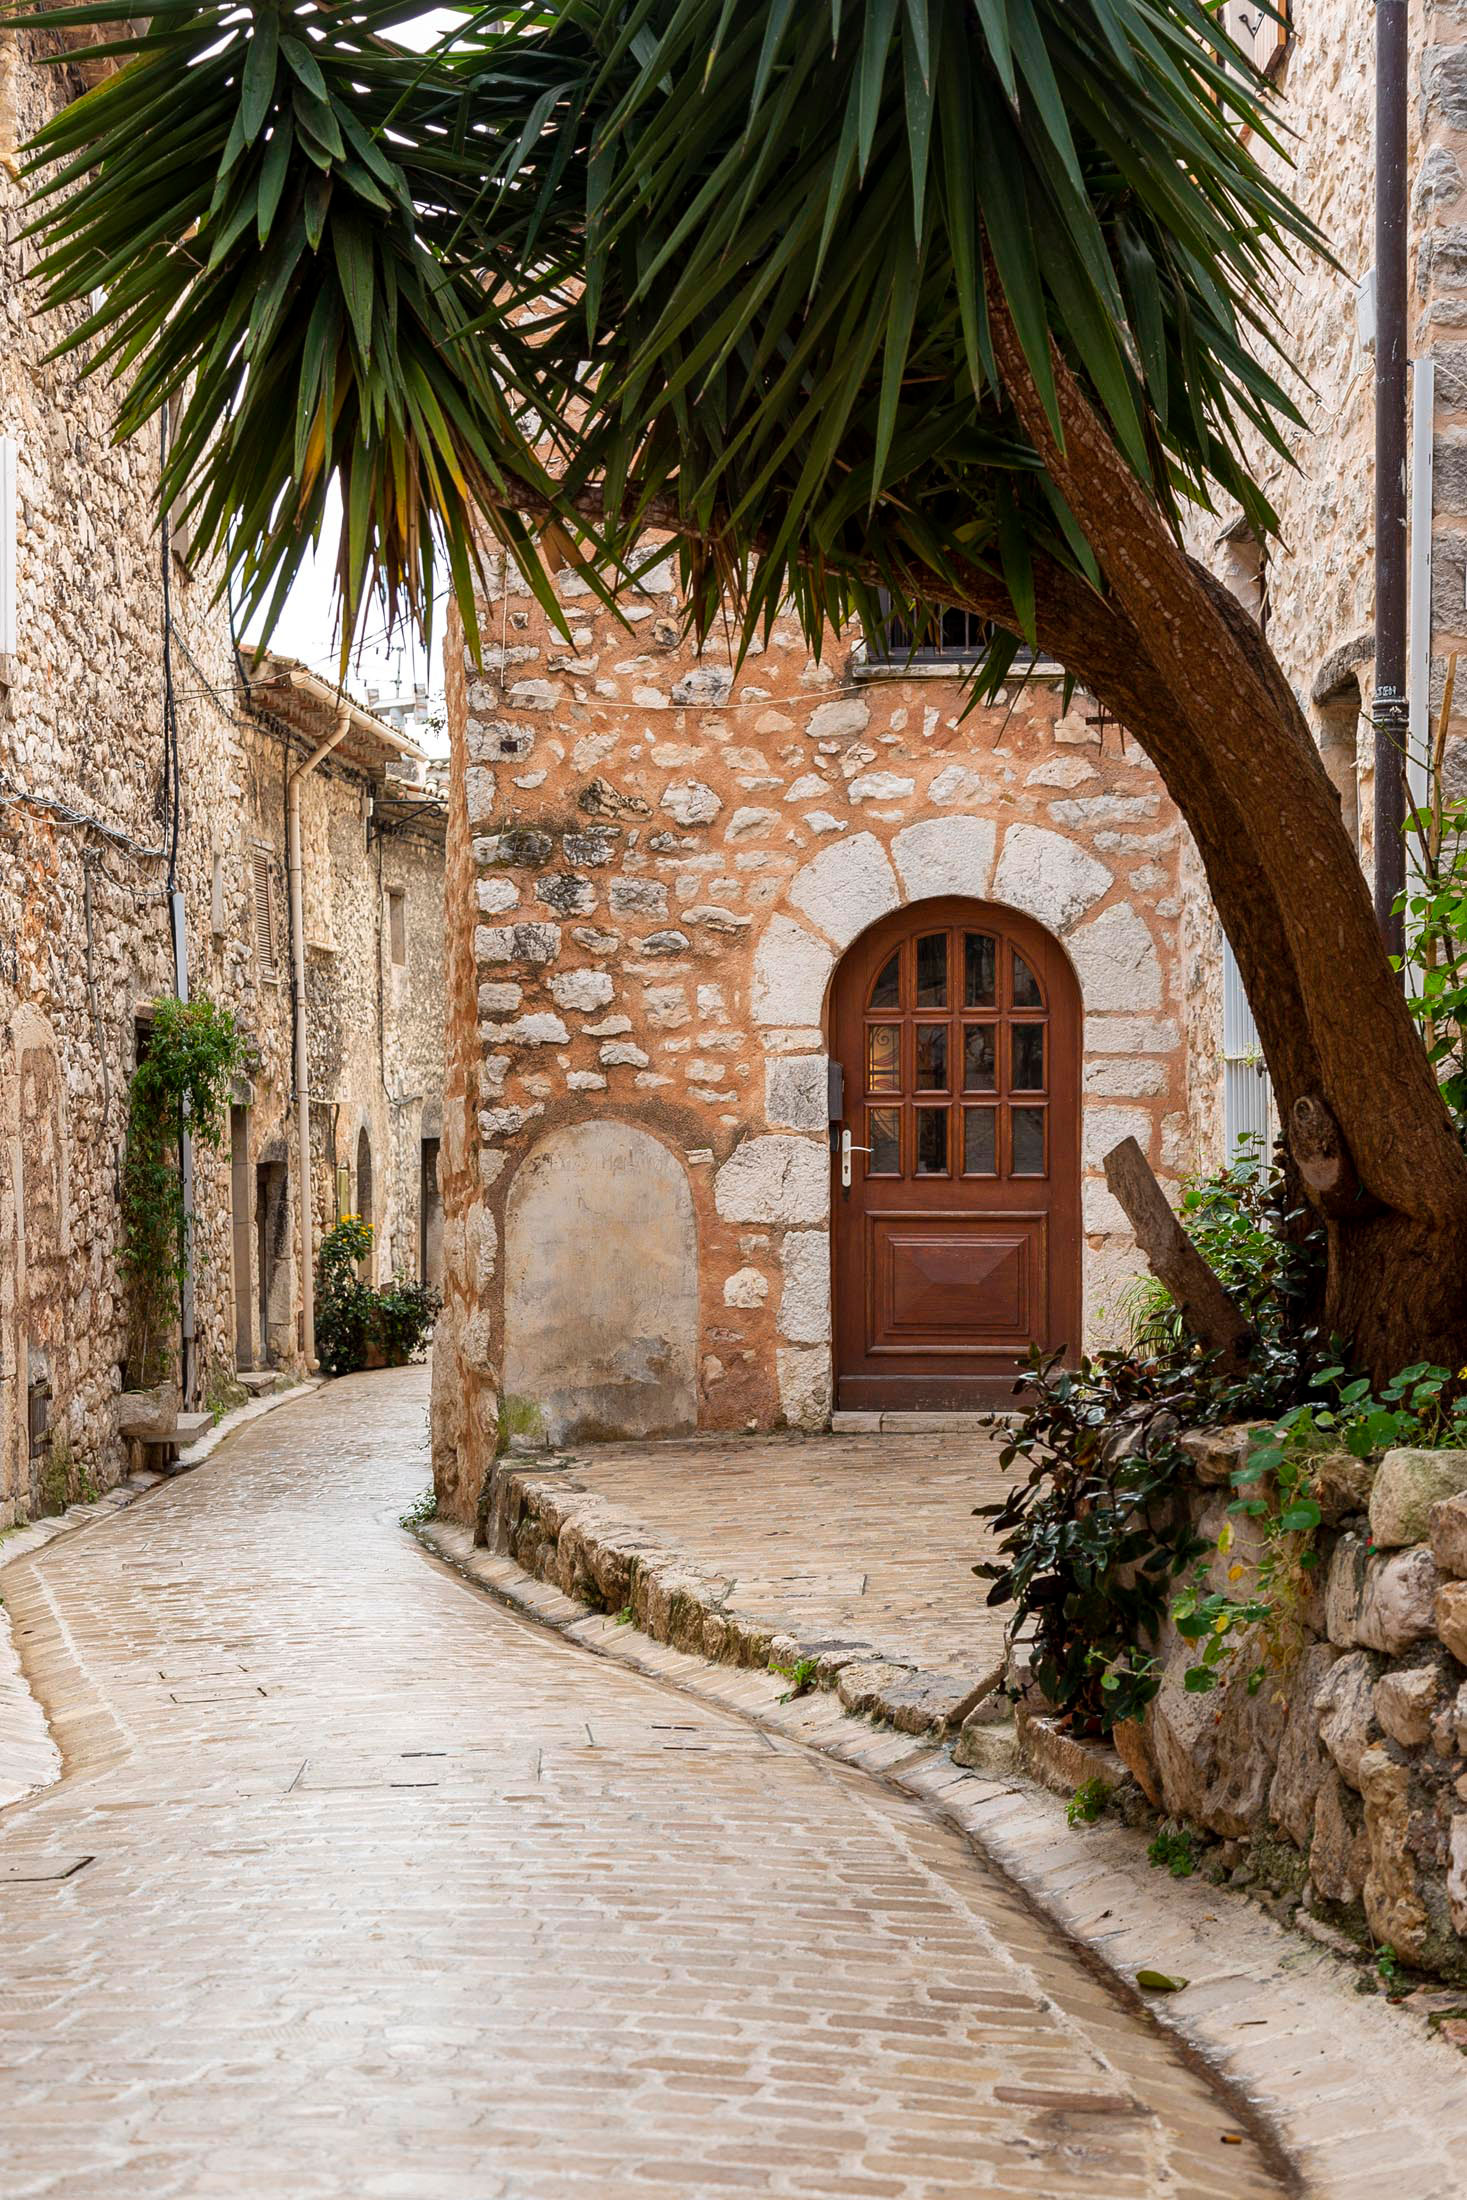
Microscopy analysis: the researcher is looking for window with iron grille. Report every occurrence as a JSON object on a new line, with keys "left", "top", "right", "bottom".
{"left": 859, "top": 592, "right": 1057, "bottom": 675}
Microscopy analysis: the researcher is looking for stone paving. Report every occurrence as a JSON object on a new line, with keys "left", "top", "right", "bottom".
{"left": 502, "top": 1430, "right": 1014, "bottom": 1696}
{"left": 0, "top": 1368, "right": 1283, "bottom": 2199}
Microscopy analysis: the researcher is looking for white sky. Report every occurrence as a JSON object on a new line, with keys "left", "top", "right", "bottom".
{"left": 241, "top": 10, "right": 466, "bottom": 750}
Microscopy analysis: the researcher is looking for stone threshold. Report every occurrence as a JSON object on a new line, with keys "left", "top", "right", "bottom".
{"left": 0, "top": 1379, "right": 318, "bottom": 1817}
{"left": 418, "top": 1504, "right": 1467, "bottom": 2200}
{"left": 831, "top": 1409, "right": 1017, "bottom": 1433}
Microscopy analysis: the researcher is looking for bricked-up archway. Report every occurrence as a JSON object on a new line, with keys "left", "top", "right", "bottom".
{"left": 503, "top": 1120, "right": 699, "bottom": 1446}
{"left": 829, "top": 898, "right": 1082, "bottom": 1412}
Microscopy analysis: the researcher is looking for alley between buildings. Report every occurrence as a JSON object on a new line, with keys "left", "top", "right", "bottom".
{"left": 0, "top": 1370, "right": 1278, "bottom": 2200}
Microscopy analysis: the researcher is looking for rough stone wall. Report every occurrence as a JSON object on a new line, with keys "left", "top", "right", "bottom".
{"left": 0, "top": 29, "right": 447, "bottom": 1522}
{"left": 432, "top": 553, "right": 1195, "bottom": 1517}
{"left": 1123, "top": 1431, "right": 1467, "bottom": 1984}
{"left": 1182, "top": 0, "right": 1467, "bottom": 1164}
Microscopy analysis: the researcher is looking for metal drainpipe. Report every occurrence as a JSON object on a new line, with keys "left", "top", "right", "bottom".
{"left": 287, "top": 698, "right": 351, "bottom": 1368}
{"left": 1374, "top": 0, "right": 1410, "bottom": 960}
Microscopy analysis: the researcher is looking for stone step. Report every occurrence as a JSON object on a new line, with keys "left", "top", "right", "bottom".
{"left": 175, "top": 1412, "right": 213, "bottom": 1444}
{"left": 236, "top": 1371, "right": 284, "bottom": 1396}
{"left": 831, "top": 1411, "right": 1014, "bottom": 1435}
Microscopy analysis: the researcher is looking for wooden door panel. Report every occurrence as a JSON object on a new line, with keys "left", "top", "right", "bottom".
{"left": 868, "top": 1213, "right": 1046, "bottom": 1355}
{"left": 831, "top": 896, "right": 1080, "bottom": 1411}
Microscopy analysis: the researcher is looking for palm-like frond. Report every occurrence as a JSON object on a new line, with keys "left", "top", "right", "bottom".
{"left": 14, "top": 0, "right": 1323, "bottom": 676}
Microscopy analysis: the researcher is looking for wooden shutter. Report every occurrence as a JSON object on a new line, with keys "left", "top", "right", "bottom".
{"left": 251, "top": 851, "right": 275, "bottom": 975}
{"left": 1222, "top": 1, "right": 1291, "bottom": 76}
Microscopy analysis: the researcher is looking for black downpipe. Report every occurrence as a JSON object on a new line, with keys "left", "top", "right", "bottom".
{"left": 1374, "top": 0, "right": 1409, "bottom": 962}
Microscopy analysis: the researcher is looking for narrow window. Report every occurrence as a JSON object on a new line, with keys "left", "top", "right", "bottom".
{"left": 211, "top": 852, "right": 225, "bottom": 937}
{"left": 251, "top": 851, "right": 275, "bottom": 975}
{"left": 387, "top": 887, "right": 407, "bottom": 966}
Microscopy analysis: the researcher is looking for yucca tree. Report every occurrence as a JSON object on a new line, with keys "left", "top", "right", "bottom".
{"left": 14, "top": 0, "right": 1467, "bottom": 1373}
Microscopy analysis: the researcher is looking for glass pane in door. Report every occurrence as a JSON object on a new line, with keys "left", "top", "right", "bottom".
{"left": 869, "top": 951, "right": 901, "bottom": 1009}
{"left": 866, "top": 1024, "right": 901, "bottom": 1092}
{"left": 915, "top": 934, "right": 948, "bottom": 1008}
{"left": 962, "top": 1025, "right": 996, "bottom": 1090}
{"left": 964, "top": 933, "right": 996, "bottom": 1006}
{"left": 1012, "top": 1106, "right": 1046, "bottom": 1175}
{"left": 1012, "top": 1024, "right": 1046, "bottom": 1091}
{"left": 867, "top": 1106, "right": 900, "bottom": 1174}
{"left": 915, "top": 1024, "right": 949, "bottom": 1089}
{"left": 962, "top": 1106, "right": 997, "bottom": 1175}
{"left": 915, "top": 1107, "right": 948, "bottom": 1175}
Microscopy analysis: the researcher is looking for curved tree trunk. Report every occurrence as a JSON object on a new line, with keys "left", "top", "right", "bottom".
{"left": 924, "top": 312, "right": 1467, "bottom": 1377}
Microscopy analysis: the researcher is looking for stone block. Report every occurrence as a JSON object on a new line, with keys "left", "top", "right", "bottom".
{"left": 1267, "top": 1641, "right": 1342, "bottom": 1846}
{"left": 1437, "top": 1579, "right": 1467, "bottom": 1666}
{"left": 1449, "top": 1815, "right": 1467, "bottom": 1937}
{"left": 1359, "top": 1742, "right": 1431, "bottom": 1962}
{"left": 751, "top": 917, "right": 835, "bottom": 1027}
{"left": 1430, "top": 1491, "right": 1467, "bottom": 1579}
{"left": 765, "top": 1055, "right": 829, "bottom": 1133}
{"left": 806, "top": 697, "right": 870, "bottom": 741}
{"left": 1311, "top": 1765, "right": 1370, "bottom": 1906}
{"left": 848, "top": 771, "right": 915, "bottom": 802}
{"left": 1375, "top": 1663, "right": 1446, "bottom": 1750}
{"left": 777, "top": 1345, "right": 832, "bottom": 1430}
{"left": 991, "top": 824, "right": 1113, "bottom": 934}
{"left": 787, "top": 833, "right": 900, "bottom": 947}
{"left": 714, "top": 1136, "right": 828, "bottom": 1225}
{"left": 1355, "top": 1546, "right": 1443, "bottom": 1655}
{"left": 548, "top": 970, "right": 615, "bottom": 1013}
{"left": 1178, "top": 1422, "right": 1266, "bottom": 1488}
{"left": 890, "top": 815, "right": 997, "bottom": 901}
{"left": 1066, "top": 903, "right": 1163, "bottom": 1011}
{"left": 778, "top": 1231, "right": 831, "bottom": 1346}
{"left": 669, "top": 664, "right": 734, "bottom": 708}
{"left": 1315, "top": 1650, "right": 1380, "bottom": 1790}
{"left": 1370, "top": 1449, "right": 1467, "bottom": 1549}
{"left": 638, "top": 930, "right": 690, "bottom": 958}
{"left": 722, "top": 1268, "right": 769, "bottom": 1309}
{"left": 609, "top": 878, "right": 668, "bottom": 917}
{"left": 661, "top": 780, "right": 722, "bottom": 826}
{"left": 1327, "top": 1535, "right": 1443, "bottom": 1654}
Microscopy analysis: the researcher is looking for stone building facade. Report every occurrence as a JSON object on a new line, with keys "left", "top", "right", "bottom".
{"left": 0, "top": 29, "right": 447, "bottom": 1526}
{"left": 430, "top": 555, "right": 1202, "bottom": 1517}
{"left": 1184, "top": 0, "right": 1467, "bottom": 1157}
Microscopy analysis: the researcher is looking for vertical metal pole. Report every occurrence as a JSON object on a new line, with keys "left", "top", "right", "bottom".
{"left": 1374, "top": 0, "right": 1410, "bottom": 961}
{"left": 170, "top": 887, "right": 196, "bottom": 1405}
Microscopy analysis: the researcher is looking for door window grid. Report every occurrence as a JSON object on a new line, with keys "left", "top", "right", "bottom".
{"left": 860, "top": 931, "right": 1050, "bottom": 1181}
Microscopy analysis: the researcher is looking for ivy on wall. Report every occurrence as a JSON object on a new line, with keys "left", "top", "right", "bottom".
{"left": 121, "top": 994, "right": 246, "bottom": 1388}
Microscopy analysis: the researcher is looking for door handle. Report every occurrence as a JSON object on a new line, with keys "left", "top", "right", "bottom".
{"left": 840, "top": 1127, "right": 873, "bottom": 1190}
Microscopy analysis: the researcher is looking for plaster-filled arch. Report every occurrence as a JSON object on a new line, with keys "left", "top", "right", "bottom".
{"left": 504, "top": 1120, "right": 699, "bottom": 1445}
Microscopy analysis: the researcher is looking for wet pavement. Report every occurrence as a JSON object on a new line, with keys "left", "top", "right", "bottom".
{"left": 0, "top": 1367, "right": 1283, "bottom": 2199}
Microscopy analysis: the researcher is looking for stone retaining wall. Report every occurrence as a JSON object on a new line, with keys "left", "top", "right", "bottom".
{"left": 1115, "top": 1429, "right": 1467, "bottom": 1979}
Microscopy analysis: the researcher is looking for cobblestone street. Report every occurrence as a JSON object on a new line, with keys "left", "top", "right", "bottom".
{"left": 0, "top": 1370, "right": 1283, "bottom": 2199}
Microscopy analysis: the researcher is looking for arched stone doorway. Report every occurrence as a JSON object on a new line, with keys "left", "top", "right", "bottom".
{"left": 829, "top": 897, "right": 1081, "bottom": 1411}
{"left": 504, "top": 1121, "right": 699, "bottom": 1446}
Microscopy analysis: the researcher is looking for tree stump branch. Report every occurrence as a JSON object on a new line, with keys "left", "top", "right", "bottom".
{"left": 1102, "top": 1138, "right": 1253, "bottom": 1372}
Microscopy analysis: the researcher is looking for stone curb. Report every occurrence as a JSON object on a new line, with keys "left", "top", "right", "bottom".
{"left": 0, "top": 1379, "right": 319, "bottom": 1816}
{"left": 488, "top": 1456, "right": 982, "bottom": 1734}
{"left": 418, "top": 1514, "right": 1467, "bottom": 2200}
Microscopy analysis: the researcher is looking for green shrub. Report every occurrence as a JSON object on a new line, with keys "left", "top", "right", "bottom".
{"left": 316, "top": 1216, "right": 441, "bottom": 1377}
{"left": 978, "top": 1147, "right": 1328, "bottom": 1735}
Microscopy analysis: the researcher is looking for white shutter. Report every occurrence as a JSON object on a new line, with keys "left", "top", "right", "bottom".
{"left": 1222, "top": 0, "right": 1290, "bottom": 74}
{"left": 1222, "top": 937, "right": 1273, "bottom": 1167}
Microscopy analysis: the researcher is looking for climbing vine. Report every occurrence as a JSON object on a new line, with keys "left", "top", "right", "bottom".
{"left": 121, "top": 994, "right": 246, "bottom": 1386}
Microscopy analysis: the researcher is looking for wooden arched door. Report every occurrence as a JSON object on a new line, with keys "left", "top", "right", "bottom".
{"left": 830, "top": 897, "right": 1081, "bottom": 1411}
